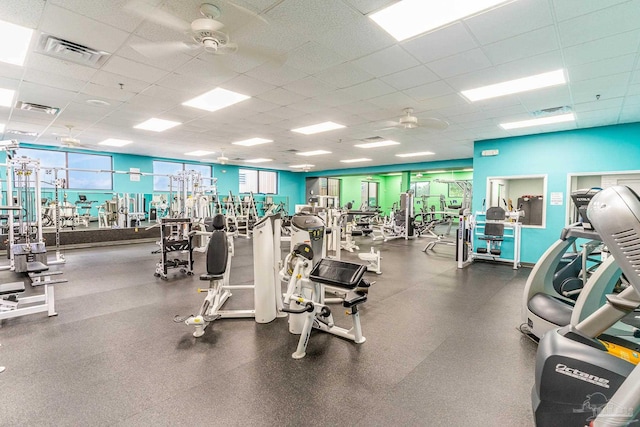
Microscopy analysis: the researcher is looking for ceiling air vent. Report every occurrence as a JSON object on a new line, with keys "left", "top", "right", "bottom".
{"left": 6, "top": 129, "right": 39, "bottom": 137}
{"left": 362, "top": 136, "right": 385, "bottom": 142}
{"left": 532, "top": 106, "right": 572, "bottom": 117}
{"left": 37, "top": 34, "right": 110, "bottom": 66}
{"left": 16, "top": 101, "right": 60, "bottom": 115}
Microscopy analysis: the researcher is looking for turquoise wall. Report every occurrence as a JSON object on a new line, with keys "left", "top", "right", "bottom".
{"left": 473, "top": 122, "right": 640, "bottom": 263}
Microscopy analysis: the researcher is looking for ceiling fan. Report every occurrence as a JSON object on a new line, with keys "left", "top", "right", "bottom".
{"left": 378, "top": 108, "right": 450, "bottom": 132}
{"left": 59, "top": 125, "right": 83, "bottom": 148}
{"left": 126, "top": 1, "right": 272, "bottom": 59}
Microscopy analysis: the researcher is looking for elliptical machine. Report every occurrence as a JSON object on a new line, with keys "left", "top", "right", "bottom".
{"left": 533, "top": 186, "right": 640, "bottom": 426}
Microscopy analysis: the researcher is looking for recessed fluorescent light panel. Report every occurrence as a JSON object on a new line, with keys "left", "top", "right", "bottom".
{"left": 289, "top": 164, "right": 315, "bottom": 168}
{"left": 461, "top": 69, "right": 566, "bottom": 102}
{"left": 185, "top": 150, "right": 215, "bottom": 156}
{"left": 0, "top": 20, "right": 34, "bottom": 66}
{"left": 425, "top": 170, "right": 447, "bottom": 174}
{"left": 232, "top": 137, "right": 273, "bottom": 147}
{"left": 341, "top": 158, "right": 372, "bottom": 163}
{"left": 182, "top": 87, "right": 250, "bottom": 112}
{"left": 98, "top": 138, "right": 133, "bottom": 147}
{"left": 385, "top": 172, "right": 403, "bottom": 176}
{"left": 245, "top": 158, "right": 272, "bottom": 163}
{"left": 296, "top": 150, "right": 332, "bottom": 156}
{"left": 134, "top": 118, "right": 181, "bottom": 132}
{"left": 354, "top": 140, "right": 400, "bottom": 149}
{"left": 0, "top": 88, "right": 15, "bottom": 107}
{"left": 395, "top": 151, "right": 435, "bottom": 158}
{"left": 291, "top": 121, "right": 345, "bottom": 135}
{"left": 500, "top": 113, "right": 575, "bottom": 130}
{"left": 370, "top": 0, "right": 512, "bottom": 42}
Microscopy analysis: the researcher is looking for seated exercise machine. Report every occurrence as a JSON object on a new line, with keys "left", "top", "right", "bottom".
{"left": 533, "top": 186, "right": 640, "bottom": 426}
{"left": 174, "top": 214, "right": 283, "bottom": 337}
{"left": 281, "top": 214, "right": 371, "bottom": 359}
{"left": 522, "top": 188, "right": 615, "bottom": 340}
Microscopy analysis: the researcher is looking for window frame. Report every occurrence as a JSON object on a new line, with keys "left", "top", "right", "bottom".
{"left": 239, "top": 168, "right": 278, "bottom": 194}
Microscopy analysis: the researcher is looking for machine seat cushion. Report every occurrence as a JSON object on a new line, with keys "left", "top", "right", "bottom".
{"left": 200, "top": 273, "right": 224, "bottom": 281}
{"left": 343, "top": 290, "right": 367, "bottom": 307}
{"left": 310, "top": 258, "right": 367, "bottom": 290}
{"left": 0, "top": 281, "right": 25, "bottom": 295}
{"left": 528, "top": 293, "right": 574, "bottom": 327}
{"left": 351, "top": 230, "right": 364, "bottom": 236}
{"left": 26, "top": 261, "right": 49, "bottom": 273}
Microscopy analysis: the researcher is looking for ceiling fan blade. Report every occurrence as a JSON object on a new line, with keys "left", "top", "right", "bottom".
{"left": 124, "top": 0, "right": 192, "bottom": 32}
{"left": 231, "top": 43, "right": 285, "bottom": 65}
{"left": 421, "top": 118, "right": 450, "bottom": 130}
{"left": 221, "top": 0, "right": 269, "bottom": 25}
{"left": 130, "top": 41, "right": 199, "bottom": 58}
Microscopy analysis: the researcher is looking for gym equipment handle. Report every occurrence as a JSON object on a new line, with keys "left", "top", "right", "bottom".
{"left": 281, "top": 302, "right": 314, "bottom": 314}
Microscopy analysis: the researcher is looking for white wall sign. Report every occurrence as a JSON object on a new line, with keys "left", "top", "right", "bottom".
{"left": 550, "top": 192, "right": 563, "bottom": 205}
{"left": 130, "top": 167, "right": 140, "bottom": 182}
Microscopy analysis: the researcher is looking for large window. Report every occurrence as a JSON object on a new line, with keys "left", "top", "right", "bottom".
{"left": 153, "top": 161, "right": 212, "bottom": 191}
{"left": 15, "top": 148, "right": 112, "bottom": 189}
{"left": 239, "top": 169, "right": 277, "bottom": 194}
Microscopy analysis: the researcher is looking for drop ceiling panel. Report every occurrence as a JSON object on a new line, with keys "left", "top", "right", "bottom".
{"left": 17, "top": 81, "right": 79, "bottom": 107}
{"left": 245, "top": 62, "right": 308, "bottom": 87}
{"left": 101, "top": 56, "right": 169, "bottom": 84}
{"left": 567, "top": 54, "right": 637, "bottom": 83}
{"left": 315, "top": 15, "right": 396, "bottom": 61}
{"left": 117, "top": 37, "right": 198, "bottom": 72}
{"left": 50, "top": 0, "right": 143, "bottom": 32}
{"left": 0, "top": 0, "right": 45, "bottom": 28}
{"left": 23, "top": 69, "right": 87, "bottom": 93}
{"left": 404, "top": 80, "right": 455, "bottom": 102}
{"left": 265, "top": 0, "right": 361, "bottom": 39}
{"left": 558, "top": 1, "right": 640, "bottom": 47}
{"left": 380, "top": 66, "right": 440, "bottom": 91}
{"left": 28, "top": 53, "right": 97, "bottom": 81}
{"left": 551, "top": 0, "right": 632, "bottom": 22}
{"left": 284, "top": 42, "right": 346, "bottom": 75}
{"left": 352, "top": 45, "right": 420, "bottom": 78}
{"left": 516, "top": 85, "right": 573, "bottom": 112}
{"left": 464, "top": 0, "right": 553, "bottom": 45}
{"left": 222, "top": 74, "right": 276, "bottom": 97}
{"left": 256, "top": 87, "right": 307, "bottom": 106}
{"left": 573, "top": 97, "right": 624, "bottom": 113}
{"left": 40, "top": 4, "right": 130, "bottom": 53}
{"left": 563, "top": 30, "right": 640, "bottom": 67}
{"left": 339, "top": 79, "right": 395, "bottom": 101}
{"left": 427, "top": 49, "right": 493, "bottom": 79}
{"left": 283, "top": 76, "right": 338, "bottom": 98}
{"left": 401, "top": 22, "right": 478, "bottom": 64}
{"left": 570, "top": 73, "right": 632, "bottom": 103}
{"left": 314, "top": 63, "right": 375, "bottom": 89}
{"left": 483, "top": 26, "right": 559, "bottom": 66}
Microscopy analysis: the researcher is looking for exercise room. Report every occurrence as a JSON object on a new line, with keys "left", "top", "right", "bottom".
{"left": 1, "top": 1, "right": 640, "bottom": 426}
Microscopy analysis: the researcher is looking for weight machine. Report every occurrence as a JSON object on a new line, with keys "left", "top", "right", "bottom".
{"left": 154, "top": 218, "right": 194, "bottom": 280}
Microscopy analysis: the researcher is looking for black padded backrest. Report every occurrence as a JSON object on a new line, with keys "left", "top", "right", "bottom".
{"left": 212, "top": 213, "right": 225, "bottom": 230}
{"left": 206, "top": 228, "right": 228, "bottom": 275}
{"left": 203, "top": 217, "right": 214, "bottom": 232}
{"left": 484, "top": 222, "right": 504, "bottom": 237}
{"left": 486, "top": 206, "right": 506, "bottom": 221}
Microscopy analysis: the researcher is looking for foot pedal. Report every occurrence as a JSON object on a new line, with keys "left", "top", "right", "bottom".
{"left": 174, "top": 314, "right": 192, "bottom": 323}
{"left": 202, "top": 314, "right": 221, "bottom": 322}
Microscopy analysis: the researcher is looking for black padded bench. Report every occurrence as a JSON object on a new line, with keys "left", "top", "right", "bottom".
{"left": 310, "top": 259, "right": 369, "bottom": 308}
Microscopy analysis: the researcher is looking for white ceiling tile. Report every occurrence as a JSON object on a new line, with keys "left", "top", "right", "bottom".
{"left": 552, "top": 0, "right": 633, "bottom": 21}
{"left": 342, "top": 0, "right": 391, "bottom": 14}
{"left": 267, "top": 106, "right": 308, "bottom": 120}
{"left": 256, "top": 87, "right": 307, "bottom": 106}
{"left": 285, "top": 42, "right": 346, "bottom": 74}
{"left": 28, "top": 52, "right": 97, "bottom": 81}
{"left": 516, "top": 85, "right": 573, "bottom": 112}
{"left": 404, "top": 81, "right": 455, "bottom": 102}
{"left": 314, "top": 63, "right": 375, "bottom": 89}
{"left": 91, "top": 71, "right": 151, "bottom": 94}
{"left": 619, "top": 103, "right": 640, "bottom": 122}
{"left": 315, "top": 15, "right": 396, "bottom": 61}
{"left": 287, "top": 99, "right": 328, "bottom": 114}
{"left": 558, "top": 1, "right": 640, "bottom": 47}
{"left": 50, "top": 0, "right": 143, "bottom": 32}
{"left": 102, "top": 56, "right": 169, "bottom": 84}
{"left": 367, "top": 91, "right": 419, "bottom": 110}
{"left": 283, "top": 77, "right": 337, "bottom": 98}
{"left": 116, "top": 36, "right": 198, "bottom": 72}
{"left": 464, "top": 0, "right": 553, "bottom": 45}
{"left": 446, "top": 51, "right": 565, "bottom": 90}
{"left": 563, "top": 30, "right": 640, "bottom": 67}
{"left": 40, "top": 4, "right": 130, "bottom": 53}
{"left": 573, "top": 97, "right": 624, "bottom": 113}
{"left": 245, "top": 62, "right": 308, "bottom": 86}
{"left": 380, "top": 65, "right": 440, "bottom": 91}
{"left": 427, "top": 49, "right": 493, "bottom": 79}
{"left": 570, "top": 72, "right": 632, "bottom": 103}
{"left": 575, "top": 107, "right": 622, "bottom": 127}
{"left": 17, "top": 81, "right": 79, "bottom": 108}
{"left": 352, "top": 45, "right": 420, "bottom": 78}
{"left": 401, "top": 22, "right": 478, "bottom": 64}
{"left": 336, "top": 101, "right": 382, "bottom": 116}
{"left": 0, "top": 0, "right": 45, "bottom": 28}
{"left": 309, "top": 90, "right": 357, "bottom": 107}
{"left": 265, "top": 0, "right": 361, "bottom": 38}
{"left": 568, "top": 54, "right": 637, "bottom": 83}
{"left": 483, "top": 26, "right": 559, "bottom": 66}
{"left": 81, "top": 83, "right": 137, "bottom": 103}
{"left": 218, "top": 74, "right": 276, "bottom": 97}
{"left": 236, "top": 97, "right": 281, "bottom": 113}
{"left": 338, "top": 79, "right": 395, "bottom": 101}
{"left": 23, "top": 69, "right": 86, "bottom": 92}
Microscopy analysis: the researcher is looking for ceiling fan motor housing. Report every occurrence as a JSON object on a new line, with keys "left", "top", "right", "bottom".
{"left": 399, "top": 115, "right": 418, "bottom": 128}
